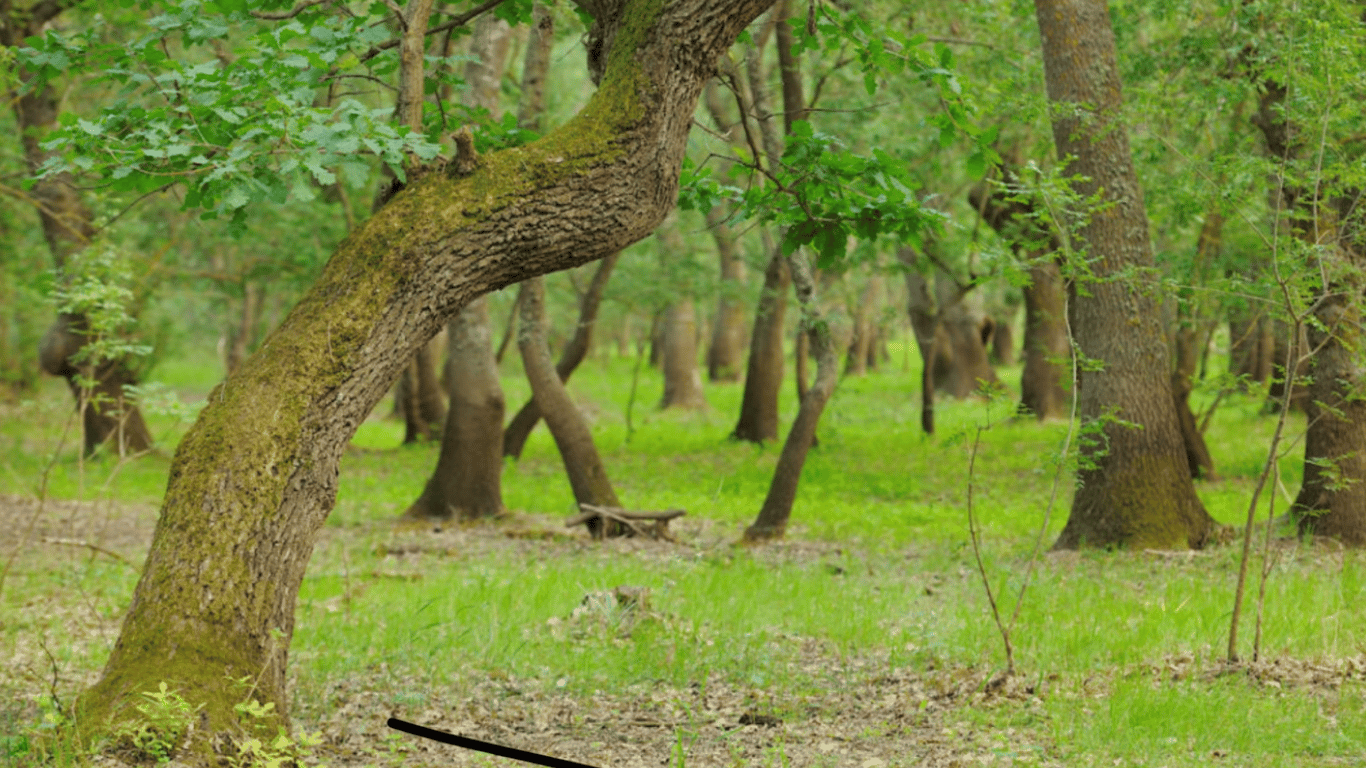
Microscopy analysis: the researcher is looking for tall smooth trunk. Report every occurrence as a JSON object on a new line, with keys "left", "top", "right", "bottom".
{"left": 1037, "top": 0, "right": 1215, "bottom": 550}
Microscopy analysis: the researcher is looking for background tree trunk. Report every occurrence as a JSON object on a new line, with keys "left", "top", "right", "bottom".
{"left": 503, "top": 252, "right": 620, "bottom": 457}
{"left": 733, "top": 240, "right": 790, "bottom": 442}
{"left": 405, "top": 297, "right": 505, "bottom": 520}
{"left": 1019, "top": 261, "right": 1071, "bottom": 420}
{"left": 705, "top": 205, "right": 749, "bottom": 382}
{"left": 1036, "top": 0, "right": 1216, "bottom": 550}
{"left": 659, "top": 298, "right": 707, "bottom": 409}
{"left": 76, "top": 0, "right": 776, "bottom": 748}
{"left": 9, "top": 8, "right": 154, "bottom": 455}
{"left": 518, "top": 276, "right": 624, "bottom": 536}
{"left": 745, "top": 250, "right": 849, "bottom": 541}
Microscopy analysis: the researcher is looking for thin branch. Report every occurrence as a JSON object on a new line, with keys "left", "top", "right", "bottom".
{"left": 358, "top": 0, "right": 508, "bottom": 63}
{"left": 250, "top": 0, "right": 331, "bottom": 20}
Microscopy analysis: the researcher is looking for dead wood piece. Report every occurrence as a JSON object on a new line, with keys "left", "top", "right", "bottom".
{"left": 566, "top": 504, "right": 686, "bottom": 541}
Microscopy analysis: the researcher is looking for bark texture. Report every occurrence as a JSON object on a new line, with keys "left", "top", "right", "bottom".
{"left": 705, "top": 204, "right": 749, "bottom": 382}
{"left": 503, "top": 251, "right": 620, "bottom": 458}
{"left": 1036, "top": 0, "right": 1216, "bottom": 550}
{"left": 78, "top": 0, "right": 777, "bottom": 754}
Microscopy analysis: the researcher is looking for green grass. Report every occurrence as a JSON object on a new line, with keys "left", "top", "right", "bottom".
{"left": 2, "top": 339, "right": 1362, "bottom": 766}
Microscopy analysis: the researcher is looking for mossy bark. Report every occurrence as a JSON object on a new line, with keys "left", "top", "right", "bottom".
{"left": 1036, "top": 0, "right": 1215, "bottom": 550}
{"left": 76, "top": 0, "right": 777, "bottom": 758}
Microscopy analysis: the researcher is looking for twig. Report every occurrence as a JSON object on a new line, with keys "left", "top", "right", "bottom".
{"left": 965, "top": 424, "right": 1013, "bottom": 675}
{"left": 39, "top": 537, "right": 139, "bottom": 570}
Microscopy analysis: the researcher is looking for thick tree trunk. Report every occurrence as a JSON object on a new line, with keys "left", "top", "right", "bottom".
{"left": 39, "top": 314, "right": 155, "bottom": 457}
{"left": 405, "top": 297, "right": 505, "bottom": 521}
{"left": 744, "top": 250, "right": 849, "bottom": 541}
{"left": 1037, "top": 0, "right": 1216, "bottom": 550}
{"left": 518, "top": 276, "right": 624, "bottom": 536}
{"left": 503, "top": 251, "right": 621, "bottom": 457}
{"left": 77, "top": 0, "right": 775, "bottom": 754}
{"left": 732, "top": 242, "right": 790, "bottom": 442}
{"left": 1293, "top": 290, "right": 1366, "bottom": 544}
{"left": 659, "top": 298, "right": 707, "bottom": 409}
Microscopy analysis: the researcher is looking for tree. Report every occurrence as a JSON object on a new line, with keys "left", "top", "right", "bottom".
{"left": 71, "top": 0, "right": 777, "bottom": 756}
{"left": 5, "top": 1, "right": 154, "bottom": 456}
{"left": 405, "top": 10, "right": 515, "bottom": 521}
{"left": 1035, "top": 0, "right": 1217, "bottom": 550}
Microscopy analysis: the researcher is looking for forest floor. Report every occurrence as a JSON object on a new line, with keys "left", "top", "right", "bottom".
{"left": 4, "top": 492, "right": 1364, "bottom": 768}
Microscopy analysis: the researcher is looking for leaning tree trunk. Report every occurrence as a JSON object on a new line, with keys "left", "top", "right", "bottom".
{"left": 1037, "top": 0, "right": 1216, "bottom": 550}
{"left": 9, "top": 9, "right": 154, "bottom": 455}
{"left": 936, "top": 274, "right": 1000, "bottom": 399}
{"left": 76, "top": 1, "right": 776, "bottom": 756}
{"left": 518, "top": 276, "right": 625, "bottom": 537}
{"left": 404, "top": 297, "right": 505, "bottom": 521}
{"left": 502, "top": 251, "right": 620, "bottom": 457}
{"left": 899, "top": 247, "right": 945, "bottom": 434}
{"left": 744, "top": 249, "right": 850, "bottom": 541}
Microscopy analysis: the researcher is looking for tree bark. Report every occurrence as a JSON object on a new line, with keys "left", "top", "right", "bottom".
{"left": 518, "top": 276, "right": 624, "bottom": 536}
{"left": 899, "top": 246, "right": 944, "bottom": 435}
{"left": 744, "top": 249, "right": 849, "bottom": 541}
{"left": 503, "top": 251, "right": 621, "bottom": 457}
{"left": 1036, "top": 0, "right": 1216, "bottom": 550}
{"left": 936, "top": 274, "right": 1000, "bottom": 398}
{"left": 659, "top": 298, "right": 707, "bottom": 409}
{"left": 76, "top": 0, "right": 776, "bottom": 753}
{"left": 1293, "top": 288, "right": 1366, "bottom": 545}
{"left": 517, "top": 3, "right": 555, "bottom": 132}
{"left": 844, "top": 273, "right": 881, "bottom": 377}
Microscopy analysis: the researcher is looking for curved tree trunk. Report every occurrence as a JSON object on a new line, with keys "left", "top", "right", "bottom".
{"left": 39, "top": 315, "right": 154, "bottom": 456}
{"left": 76, "top": 1, "right": 775, "bottom": 753}
{"left": 1037, "top": 0, "right": 1216, "bottom": 550}
{"left": 936, "top": 280, "right": 1000, "bottom": 398}
{"left": 404, "top": 297, "right": 506, "bottom": 521}
{"left": 518, "top": 276, "right": 624, "bottom": 537}
{"left": 503, "top": 251, "right": 620, "bottom": 457}
{"left": 744, "top": 249, "right": 849, "bottom": 541}
{"left": 899, "top": 247, "right": 943, "bottom": 434}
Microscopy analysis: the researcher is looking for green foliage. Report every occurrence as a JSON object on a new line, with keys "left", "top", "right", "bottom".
{"left": 110, "top": 682, "right": 201, "bottom": 764}
{"left": 19, "top": 0, "right": 539, "bottom": 234}
{"left": 50, "top": 245, "right": 152, "bottom": 375}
